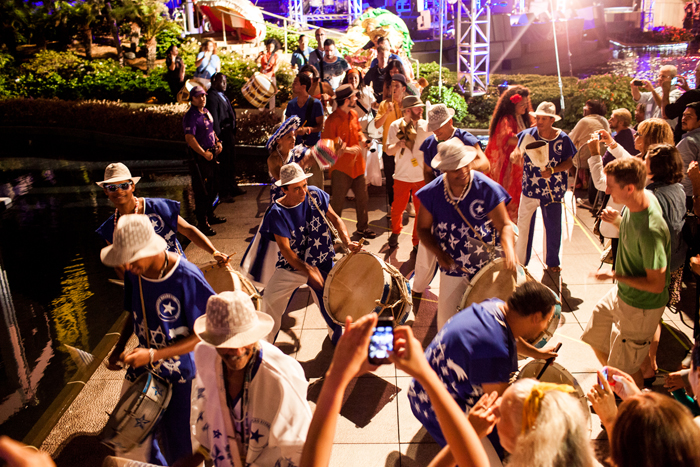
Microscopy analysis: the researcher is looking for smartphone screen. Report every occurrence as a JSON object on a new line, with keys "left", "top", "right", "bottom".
{"left": 672, "top": 77, "right": 679, "bottom": 86}
{"left": 368, "top": 319, "right": 394, "bottom": 365}
{"left": 599, "top": 367, "right": 608, "bottom": 390}
{"left": 633, "top": 80, "right": 644, "bottom": 86}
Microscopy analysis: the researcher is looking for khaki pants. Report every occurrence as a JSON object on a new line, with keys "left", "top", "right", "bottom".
{"left": 330, "top": 170, "right": 369, "bottom": 231}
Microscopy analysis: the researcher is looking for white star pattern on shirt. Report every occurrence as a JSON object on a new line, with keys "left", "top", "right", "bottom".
{"left": 162, "top": 302, "right": 175, "bottom": 316}
{"left": 529, "top": 175, "right": 541, "bottom": 186}
{"left": 458, "top": 251, "right": 471, "bottom": 265}
{"left": 160, "top": 358, "right": 182, "bottom": 375}
{"left": 310, "top": 216, "right": 322, "bottom": 232}
{"left": 318, "top": 251, "right": 328, "bottom": 263}
{"left": 451, "top": 223, "right": 456, "bottom": 230}
{"left": 150, "top": 326, "right": 167, "bottom": 349}
{"left": 448, "top": 234, "right": 459, "bottom": 250}
{"left": 554, "top": 185, "right": 562, "bottom": 193}
{"left": 445, "top": 359, "right": 468, "bottom": 381}
{"left": 458, "top": 225, "right": 469, "bottom": 238}
{"left": 437, "top": 222, "right": 448, "bottom": 231}
{"left": 474, "top": 244, "right": 484, "bottom": 255}
{"left": 313, "top": 238, "right": 322, "bottom": 248}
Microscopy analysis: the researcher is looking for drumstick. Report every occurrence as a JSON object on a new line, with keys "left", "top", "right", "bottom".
{"left": 535, "top": 342, "right": 563, "bottom": 380}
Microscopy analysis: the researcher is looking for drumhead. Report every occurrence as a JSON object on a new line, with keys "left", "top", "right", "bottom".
{"left": 323, "top": 252, "right": 390, "bottom": 324}
{"left": 517, "top": 361, "right": 591, "bottom": 433}
{"left": 200, "top": 261, "right": 262, "bottom": 310}
{"left": 460, "top": 258, "right": 527, "bottom": 310}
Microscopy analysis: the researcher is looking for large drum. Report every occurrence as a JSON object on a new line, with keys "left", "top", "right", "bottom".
{"left": 200, "top": 261, "right": 262, "bottom": 310}
{"left": 101, "top": 371, "right": 173, "bottom": 452}
{"left": 176, "top": 78, "right": 211, "bottom": 103}
{"left": 459, "top": 258, "right": 561, "bottom": 350}
{"left": 323, "top": 251, "right": 412, "bottom": 325}
{"left": 517, "top": 360, "right": 592, "bottom": 433}
{"left": 242, "top": 72, "right": 277, "bottom": 109}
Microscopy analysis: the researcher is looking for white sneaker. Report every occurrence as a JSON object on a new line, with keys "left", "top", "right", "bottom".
{"left": 407, "top": 202, "right": 416, "bottom": 217}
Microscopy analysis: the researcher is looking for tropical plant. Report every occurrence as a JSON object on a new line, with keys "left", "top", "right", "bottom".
{"left": 114, "top": 0, "right": 172, "bottom": 72}
{"left": 67, "top": 0, "right": 105, "bottom": 60}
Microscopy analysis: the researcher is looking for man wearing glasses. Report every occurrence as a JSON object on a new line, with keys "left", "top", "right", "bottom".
{"left": 96, "top": 162, "right": 228, "bottom": 277}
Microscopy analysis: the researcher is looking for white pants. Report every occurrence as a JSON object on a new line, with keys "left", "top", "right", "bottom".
{"left": 515, "top": 194, "right": 564, "bottom": 268}
{"left": 262, "top": 267, "right": 342, "bottom": 343}
{"left": 413, "top": 241, "right": 438, "bottom": 293}
{"left": 438, "top": 272, "right": 469, "bottom": 329}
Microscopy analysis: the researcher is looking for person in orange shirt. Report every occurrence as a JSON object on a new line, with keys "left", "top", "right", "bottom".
{"left": 322, "top": 84, "right": 377, "bottom": 239}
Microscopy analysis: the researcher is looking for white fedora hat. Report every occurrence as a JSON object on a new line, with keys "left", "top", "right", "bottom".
{"left": 431, "top": 138, "right": 477, "bottom": 172}
{"left": 426, "top": 101, "right": 456, "bottom": 133}
{"left": 194, "top": 291, "right": 274, "bottom": 348}
{"left": 529, "top": 101, "right": 561, "bottom": 122}
{"left": 274, "top": 162, "right": 313, "bottom": 187}
{"left": 100, "top": 214, "right": 166, "bottom": 267}
{"left": 96, "top": 162, "right": 141, "bottom": 187}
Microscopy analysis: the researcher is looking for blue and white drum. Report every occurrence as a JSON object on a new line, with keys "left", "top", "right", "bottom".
{"left": 101, "top": 371, "right": 173, "bottom": 452}
{"left": 459, "top": 258, "right": 529, "bottom": 310}
{"left": 323, "top": 251, "right": 412, "bottom": 325}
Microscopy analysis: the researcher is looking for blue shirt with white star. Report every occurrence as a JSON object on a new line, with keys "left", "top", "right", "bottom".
{"left": 97, "top": 198, "right": 185, "bottom": 256}
{"left": 518, "top": 127, "right": 576, "bottom": 202}
{"left": 123, "top": 256, "right": 215, "bottom": 383}
{"left": 420, "top": 129, "right": 480, "bottom": 178}
{"left": 408, "top": 299, "right": 517, "bottom": 446}
{"left": 260, "top": 186, "right": 335, "bottom": 273}
{"left": 416, "top": 172, "right": 510, "bottom": 278}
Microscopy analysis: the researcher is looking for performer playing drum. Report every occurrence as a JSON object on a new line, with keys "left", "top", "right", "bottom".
{"left": 415, "top": 138, "right": 517, "bottom": 328}
{"left": 259, "top": 163, "right": 360, "bottom": 344}
{"left": 102, "top": 215, "right": 215, "bottom": 465}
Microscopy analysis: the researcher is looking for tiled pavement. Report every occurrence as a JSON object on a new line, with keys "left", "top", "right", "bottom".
{"left": 41, "top": 182, "right": 697, "bottom": 466}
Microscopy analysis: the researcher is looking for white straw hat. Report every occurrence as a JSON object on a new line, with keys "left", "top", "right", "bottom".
{"left": 194, "top": 291, "right": 274, "bottom": 348}
{"left": 275, "top": 162, "right": 313, "bottom": 187}
{"left": 431, "top": 138, "right": 477, "bottom": 172}
{"left": 100, "top": 214, "right": 167, "bottom": 267}
{"left": 529, "top": 101, "right": 561, "bottom": 122}
{"left": 426, "top": 101, "right": 456, "bottom": 132}
{"left": 96, "top": 163, "right": 141, "bottom": 187}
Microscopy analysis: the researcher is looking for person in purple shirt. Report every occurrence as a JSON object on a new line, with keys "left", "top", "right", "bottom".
{"left": 183, "top": 86, "right": 226, "bottom": 235}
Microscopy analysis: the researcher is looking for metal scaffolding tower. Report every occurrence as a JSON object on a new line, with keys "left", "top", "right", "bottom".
{"left": 455, "top": 0, "right": 491, "bottom": 96}
{"left": 640, "top": 0, "right": 654, "bottom": 31}
{"left": 289, "top": 0, "right": 362, "bottom": 26}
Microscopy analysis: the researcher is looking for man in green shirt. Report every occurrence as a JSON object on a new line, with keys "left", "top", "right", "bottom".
{"left": 582, "top": 157, "right": 670, "bottom": 388}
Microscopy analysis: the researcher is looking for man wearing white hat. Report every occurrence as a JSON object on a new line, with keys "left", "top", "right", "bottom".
{"left": 513, "top": 101, "right": 576, "bottom": 272}
{"left": 96, "top": 162, "right": 229, "bottom": 273}
{"left": 184, "top": 291, "right": 312, "bottom": 467}
{"left": 413, "top": 102, "right": 491, "bottom": 302}
{"left": 102, "top": 214, "right": 216, "bottom": 465}
{"left": 415, "top": 139, "right": 516, "bottom": 328}
{"left": 258, "top": 163, "right": 359, "bottom": 344}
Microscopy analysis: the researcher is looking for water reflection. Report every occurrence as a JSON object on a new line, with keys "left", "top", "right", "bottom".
{"left": 0, "top": 158, "right": 193, "bottom": 440}
{"left": 581, "top": 43, "right": 700, "bottom": 86}
{"left": 50, "top": 255, "right": 93, "bottom": 379}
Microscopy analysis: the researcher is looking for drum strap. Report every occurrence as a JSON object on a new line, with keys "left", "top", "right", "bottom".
{"left": 307, "top": 191, "right": 348, "bottom": 254}
{"left": 138, "top": 276, "right": 163, "bottom": 372}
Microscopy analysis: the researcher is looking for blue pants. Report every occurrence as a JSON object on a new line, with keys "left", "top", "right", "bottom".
{"left": 516, "top": 195, "right": 563, "bottom": 268}
{"left": 149, "top": 379, "right": 193, "bottom": 465}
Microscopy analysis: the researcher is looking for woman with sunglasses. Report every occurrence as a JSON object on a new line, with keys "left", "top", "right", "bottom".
{"left": 96, "top": 162, "right": 228, "bottom": 278}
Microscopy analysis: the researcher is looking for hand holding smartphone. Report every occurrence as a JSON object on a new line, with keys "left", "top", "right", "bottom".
{"left": 368, "top": 317, "right": 394, "bottom": 365}
{"left": 632, "top": 79, "right": 644, "bottom": 87}
{"left": 598, "top": 367, "right": 609, "bottom": 390}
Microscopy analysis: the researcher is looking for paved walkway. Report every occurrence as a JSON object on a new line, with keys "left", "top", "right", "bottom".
{"left": 41, "top": 182, "right": 697, "bottom": 467}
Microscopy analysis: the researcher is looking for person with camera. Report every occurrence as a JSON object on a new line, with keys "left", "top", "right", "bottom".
{"left": 631, "top": 65, "right": 681, "bottom": 129}
{"left": 662, "top": 61, "right": 700, "bottom": 143}
{"left": 183, "top": 86, "right": 227, "bottom": 236}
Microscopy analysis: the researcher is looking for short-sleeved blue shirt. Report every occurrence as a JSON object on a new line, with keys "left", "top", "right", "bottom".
{"left": 259, "top": 186, "right": 335, "bottom": 273}
{"left": 124, "top": 256, "right": 215, "bottom": 384}
{"left": 421, "top": 129, "right": 480, "bottom": 178}
{"left": 408, "top": 299, "right": 517, "bottom": 444}
{"left": 195, "top": 52, "right": 220, "bottom": 79}
{"left": 285, "top": 96, "right": 324, "bottom": 146}
{"left": 183, "top": 106, "right": 217, "bottom": 150}
{"left": 96, "top": 198, "right": 185, "bottom": 256}
{"left": 518, "top": 127, "right": 576, "bottom": 202}
{"left": 416, "top": 172, "right": 510, "bottom": 277}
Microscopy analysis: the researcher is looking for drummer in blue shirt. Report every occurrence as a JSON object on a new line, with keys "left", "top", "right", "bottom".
{"left": 96, "top": 162, "right": 229, "bottom": 278}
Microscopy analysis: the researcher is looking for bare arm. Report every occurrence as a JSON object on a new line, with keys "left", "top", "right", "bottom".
{"left": 614, "top": 267, "right": 667, "bottom": 294}
{"left": 185, "top": 134, "right": 213, "bottom": 161}
{"left": 123, "top": 333, "right": 201, "bottom": 368}
{"left": 471, "top": 145, "right": 490, "bottom": 174}
{"left": 427, "top": 447, "right": 457, "bottom": 467}
{"left": 487, "top": 202, "right": 516, "bottom": 270}
{"left": 268, "top": 154, "right": 284, "bottom": 181}
{"left": 106, "top": 313, "right": 134, "bottom": 370}
{"left": 481, "top": 381, "right": 509, "bottom": 396}
{"left": 424, "top": 164, "right": 436, "bottom": 184}
{"left": 417, "top": 204, "right": 455, "bottom": 271}
{"left": 177, "top": 216, "right": 228, "bottom": 264}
